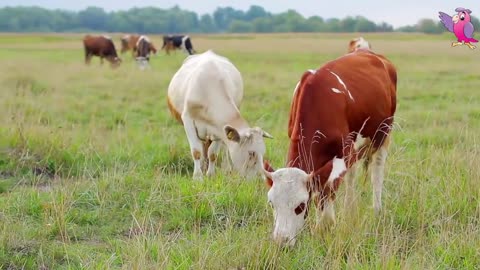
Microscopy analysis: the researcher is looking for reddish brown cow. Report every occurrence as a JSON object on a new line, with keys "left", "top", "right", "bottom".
{"left": 263, "top": 50, "right": 397, "bottom": 246}
{"left": 83, "top": 35, "right": 121, "bottom": 68}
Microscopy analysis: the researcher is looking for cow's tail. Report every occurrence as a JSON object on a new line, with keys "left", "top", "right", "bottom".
{"left": 185, "top": 38, "right": 195, "bottom": 55}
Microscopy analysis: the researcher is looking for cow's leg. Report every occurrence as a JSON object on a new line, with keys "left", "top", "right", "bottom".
{"left": 343, "top": 162, "right": 358, "bottom": 213}
{"left": 181, "top": 113, "right": 205, "bottom": 180}
{"left": 206, "top": 141, "right": 221, "bottom": 177}
{"left": 315, "top": 195, "right": 336, "bottom": 230}
{"left": 322, "top": 197, "right": 336, "bottom": 226}
{"left": 370, "top": 137, "right": 389, "bottom": 214}
{"left": 85, "top": 53, "right": 92, "bottom": 65}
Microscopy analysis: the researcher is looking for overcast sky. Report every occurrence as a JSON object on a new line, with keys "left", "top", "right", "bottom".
{"left": 1, "top": 1, "right": 478, "bottom": 28}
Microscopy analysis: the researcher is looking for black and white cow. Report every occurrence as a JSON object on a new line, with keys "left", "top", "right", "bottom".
{"left": 162, "top": 35, "right": 196, "bottom": 55}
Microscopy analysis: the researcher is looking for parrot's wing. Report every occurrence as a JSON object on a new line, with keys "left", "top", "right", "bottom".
{"left": 438, "top": 12, "right": 454, "bottom": 32}
{"left": 464, "top": 22, "right": 475, "bottom": 38}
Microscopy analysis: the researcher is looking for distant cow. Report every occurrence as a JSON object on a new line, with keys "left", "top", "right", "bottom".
{"left": 162, "top": 35, "right": 195, "bottom": 55}
{"left": 83, "top": 35, "right": 121, "bottom": 67}
{"left": 135, "top": 35, "right": 155, "bottom": 69}
{"left": 348, "top": 37, "right": 371, "bottom": 53}
{"left": 263, "top": 50, "right": 397, "bottom": 247}
{"left": 121, "top": 34, "right": 157, "bottom": 58}
{"left": 167, "top": 50, "right": 272, "bottom": 180}
{"left": 120, "top": 34, "right": 140, "bottom": 55}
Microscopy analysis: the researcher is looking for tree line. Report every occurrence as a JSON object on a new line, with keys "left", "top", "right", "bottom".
{"left": 0, "top": 5, "right": 478, "bottom": 34}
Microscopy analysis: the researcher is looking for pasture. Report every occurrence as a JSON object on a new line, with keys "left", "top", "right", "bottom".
{"left": 0, "top": 33, "right": 479, "bottom": 269}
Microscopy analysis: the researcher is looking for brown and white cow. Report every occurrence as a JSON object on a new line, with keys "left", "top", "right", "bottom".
{"left": 263, "top": 50, "right": 397, "bottom": 247}
{"left": 135, "top": 35, "right": 156, "bottom": 69}
{"left": 167, "top": 50, "right": 272, "bottom": 180}
{"left": 83, "top": 35, "right": 121, "bottom": 68}
{"left": 121, "top": 34, "right": 157, "bottom": 57}
{"left": 348, "top": 37, "right": 371, "bottom": 53}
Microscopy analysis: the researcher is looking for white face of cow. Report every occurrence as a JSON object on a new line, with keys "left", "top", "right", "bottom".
{"left": 349, "top": 37, "right": 371, "bottom": 53}
{"left": 264, "top": 168, "right": 310, "bottom": 247}
{"left": 356, "top": 37, "right": 370, "bottom": 50}
{"left": 224, "top": 125, "right": 273, "bottom": 178}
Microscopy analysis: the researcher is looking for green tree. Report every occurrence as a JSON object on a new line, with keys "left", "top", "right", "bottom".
{"left": 354, "top": 16, "right": 377, "bottom": 32}
{"left": 77, "top": 7, "right": 108, "bottom": 31}
{"left": 306, "top": 16, "right": 325, "bottom": 32}
{"left": 340, "top": 16, "right": 356, "bottom": 32}
{"left": 213, "top": 7, "right": 245, "bottom": 32}
{"left": 252, "top": 17, "right": 273, "bottom": 33}
{"left": 245, "top": 5, "right": 268, "bottom": 21}
{"left": 228, "top": 20, "right": 253, "bottom": 33}
{"left": 199, "top": 14, "right": 217, "bottom": 33}
{"left": 416, "top": 18, "right": 443, "bottom": 34}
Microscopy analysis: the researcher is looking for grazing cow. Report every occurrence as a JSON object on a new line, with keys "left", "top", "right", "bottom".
{"left": 348, "top": 37, "right": 371, "bottom": 53}
{"left": 162, "top": 35, "right": 196, "bottom": 55}
{"left": 121, "top": 34, "right": 157, "bottom": 58}
{"left": 135, "top": 35, "right": 156, "bottom": 69}
{"left": 83, "top": 35, "right": 121, "bottom": 67}
{"left": 263, "top": 50, "right": 397, "bottom": 247}
{"left": 120, "top": 34, "right": 139, "bottom": 55}
{"left": 167, "top": 50, "right": 272, "bottom": 180}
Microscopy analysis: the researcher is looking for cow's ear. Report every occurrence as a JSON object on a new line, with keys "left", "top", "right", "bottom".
{"left": 262, "top": 130, "right": 274, "bottom": 139}
{"left": 224, "top": 125, "right": 240, "bottom": 143}
{"left": 263, "top": 161, "right": 275, "bottom": 188}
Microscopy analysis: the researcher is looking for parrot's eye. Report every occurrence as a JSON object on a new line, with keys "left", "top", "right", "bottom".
{"left": 460, "top": 13, "right": 465, "bottom": 20}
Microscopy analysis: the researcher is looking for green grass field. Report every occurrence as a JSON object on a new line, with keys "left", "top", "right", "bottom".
{"left": 0, "top": 33, "right": 479, "bottom": 269}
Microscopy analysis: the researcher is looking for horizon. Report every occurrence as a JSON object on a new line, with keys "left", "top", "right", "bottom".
{"left": 1, "top": 1, "right": 478, "bottom": 28}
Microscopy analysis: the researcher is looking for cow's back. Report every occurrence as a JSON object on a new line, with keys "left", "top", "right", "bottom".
{"left": 288, "top": 51, "right": 396, "bottom": 169}
{"left": 167, "top": 50, "right": 243, "bottom": 124}
{"left": 322, "top": 51, "right": 396, "bottom": 135}
{"left": 83, "top": 35, "right": 117, "bottom": 57}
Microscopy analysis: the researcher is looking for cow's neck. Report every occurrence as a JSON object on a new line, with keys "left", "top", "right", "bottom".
{"left": 228, "top": 114, "right": 249, "bottom": 130}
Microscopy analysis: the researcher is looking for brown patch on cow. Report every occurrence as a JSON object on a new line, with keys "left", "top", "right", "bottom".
{"left": 187, "top": 102, "right": 216, "bottom": 126}
{"left": 193, "top": 149, "right": 201, "bottom": 160}
{"left": 167, "top": 97, "right": 182, "bottom": 124}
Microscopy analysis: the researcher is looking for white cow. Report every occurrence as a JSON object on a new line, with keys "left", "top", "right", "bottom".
{"left": 348, "top": 37, "right": 371, "bottom": 53}
{"left": 167, "top": 50, "right": 273, "bottom": 180}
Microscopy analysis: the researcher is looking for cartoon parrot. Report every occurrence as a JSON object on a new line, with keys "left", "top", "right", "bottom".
{"left": 439, "top": 7, "right": 478, "bottom": 49}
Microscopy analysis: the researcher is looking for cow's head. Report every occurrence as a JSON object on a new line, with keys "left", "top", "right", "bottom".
{"left": 224, "top": 125, "right": 273, "bottom": 179}
{"left": 263, "top": 157, "right": 347, "bottom": 247}
{"left": 348, "top": 37, "right": 371, "bottom": 53}
{"left": 109, "top": 56, "right": 122, "bottom": 68}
